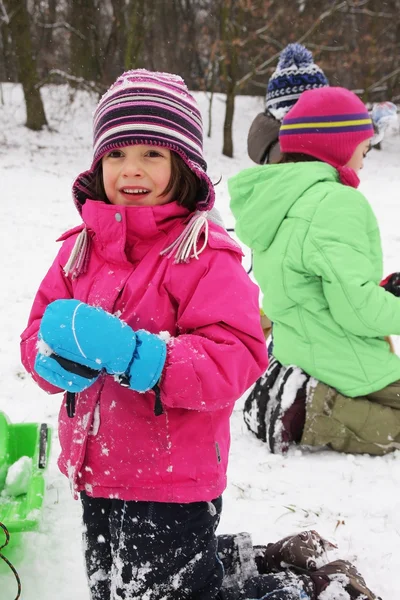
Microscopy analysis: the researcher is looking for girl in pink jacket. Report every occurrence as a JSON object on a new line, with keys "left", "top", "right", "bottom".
{"left": 20, "top": 69, "right": 268, "bottom": 600}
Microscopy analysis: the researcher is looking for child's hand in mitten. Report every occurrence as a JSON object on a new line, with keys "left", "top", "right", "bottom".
{"left": 36, "top": 299, "right": 166, "bottom": 392}
{"left": 34, "top": 347, "right": 100, "bottom": 392}
{"left": 380, "top": 272, "right": 400, "bottom": 297}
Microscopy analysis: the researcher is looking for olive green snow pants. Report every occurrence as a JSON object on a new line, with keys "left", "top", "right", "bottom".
{"left": 300, "top": 380, "right": 400, "bottom": 455}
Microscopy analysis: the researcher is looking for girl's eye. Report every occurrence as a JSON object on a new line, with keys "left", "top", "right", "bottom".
{"left": 107, "top": 150, "right": 123, "bottom": 158}
{"left": 146, "top": 150, "right": 162, "bottom": 158}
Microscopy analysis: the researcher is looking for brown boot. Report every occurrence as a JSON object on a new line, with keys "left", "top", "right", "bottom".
{"left": 310, "top": 559, "right": 381, "bottom": 600}
{"left": 258, "top": 530, "right": 336, "bottom": 573}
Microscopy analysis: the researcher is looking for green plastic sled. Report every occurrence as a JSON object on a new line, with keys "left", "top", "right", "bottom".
{"left": 0, "top": 412, "right": 51, "bottom": 562}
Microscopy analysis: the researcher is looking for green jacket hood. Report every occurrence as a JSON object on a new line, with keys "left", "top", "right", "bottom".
{"left": 228, "top": 162, "right": 339, "bottom": 252}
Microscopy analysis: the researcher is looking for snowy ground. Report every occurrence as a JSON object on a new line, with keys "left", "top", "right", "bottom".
{"left": 0, "top": 83, "right": 399, "bottom": 599}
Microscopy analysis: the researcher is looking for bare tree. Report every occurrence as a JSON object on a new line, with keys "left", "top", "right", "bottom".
{"left": 219, "top": 0, "right": 241, "bottom": 157}
{"left": 124, "top": 0, "right": 147, "bottom": 70}
{"left": 69, "top": 0, "right": 101, "bottom": 82}
{"left": 32, "top": 0, "right": 58, "bottom": 75}
{"left": 218, "top": 0, "right": 352, "bottom": 157}
{"left": 0, "top": 0, "right": 15, "bottom": 81}
{"left": 98, "top": 0, "right": 126, "bottom": 83}
{"left": 1, "top": 0, "right": 400, "bottom": 143}
{"left": 3, "top": 0, "right": 47, "bottom": 130}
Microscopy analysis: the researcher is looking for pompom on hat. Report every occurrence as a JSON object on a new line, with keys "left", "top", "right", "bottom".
{"left": 72, "top": 69, "right": 214, "bottom": 212}
{"left": 266, "top": 43, "right": 328, "bottom": 120}
{"left": 279, "top": 86, "right": 374, "bottom": 188}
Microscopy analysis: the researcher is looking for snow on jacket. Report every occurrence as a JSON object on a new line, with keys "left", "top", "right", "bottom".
{"left": 21, "top": 199, "right": 267, "bottom": 502}
{"left": 229, "top": 162, "right": 400, "bottom": 397}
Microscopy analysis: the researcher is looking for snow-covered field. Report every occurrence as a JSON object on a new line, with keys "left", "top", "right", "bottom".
{"left": 0, "top": 82, "right": 399, "bottom": 599}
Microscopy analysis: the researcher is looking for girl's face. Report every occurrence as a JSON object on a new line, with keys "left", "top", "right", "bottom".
{"left": 345, "top": 138, "right": 372, "bottom": 173}
{"left": 102, "top": 144, "right": 174, "bottom": 206}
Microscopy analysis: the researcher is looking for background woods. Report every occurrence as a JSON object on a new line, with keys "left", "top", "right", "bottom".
{"left": 1, "top": 0, "right": 399, "bottom": 153}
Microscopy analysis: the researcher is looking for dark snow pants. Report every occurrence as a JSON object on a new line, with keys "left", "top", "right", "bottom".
{"left": 81, "top": 492, "right": 223, "bottom": 600}
{"left": 220, "top": 573, "right": 313, "bottom": 600}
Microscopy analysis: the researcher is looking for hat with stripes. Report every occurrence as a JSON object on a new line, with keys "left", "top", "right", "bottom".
{"left": 266, "top": 43, "right": 328, "bottom": 121}
{"left": 73, "top": 69, "right": 214, "bottom": 210}
{"left": 279, "top": 86, "right": 374, "bottom": 187}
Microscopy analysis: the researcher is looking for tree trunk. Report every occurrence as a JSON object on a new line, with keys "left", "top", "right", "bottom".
{"left": 42, "top": 0, "right": 57, "bottom": 56}
{"left": 220, "top": 0, "right": 239, "bottom": 158}
{"left": 206, "top": 42, "right": 218, "bottom": 138}
{"left": 387, "top": 0, "right": 400, "bottom": 100}
{"left": 223, "top": 82, "right": 235, "bottom": 157}
{"left": 69, "top": 0, "right": 100, "bottom": 82}
{"left": 0, "top": 20, "right": 17, "bottom": 82}
{"left": 101, "top": 0, "right": 126, "bottom": 83}
{"left": 5, "top": 0, "right": 47, "bottom": 130}
{"left": 124, "top": 0, "right": 146, "bottom": 70}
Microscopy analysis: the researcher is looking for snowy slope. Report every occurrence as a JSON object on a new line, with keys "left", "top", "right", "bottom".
{"left": 0, "top": 83, "right": 399, "bottom": 599}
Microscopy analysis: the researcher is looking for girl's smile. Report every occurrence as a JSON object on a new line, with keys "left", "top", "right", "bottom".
{"left": 102, "top": 144, "right": 174, "bottom": 206}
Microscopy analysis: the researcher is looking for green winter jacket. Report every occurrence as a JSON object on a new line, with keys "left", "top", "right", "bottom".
{"left": 229, "top": 162, "right": 400, "bottom": 397}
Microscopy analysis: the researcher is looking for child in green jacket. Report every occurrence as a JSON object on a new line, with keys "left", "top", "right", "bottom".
{"left": 230, "top": 86, "right": 400, "bottom": 456}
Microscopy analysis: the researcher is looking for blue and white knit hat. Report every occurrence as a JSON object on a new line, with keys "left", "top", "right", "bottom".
{"left": 266, "top": 44, "right": 329, "bottom": 121}
{"left": 72, "top": 69, "right": 214, "bottom": 211}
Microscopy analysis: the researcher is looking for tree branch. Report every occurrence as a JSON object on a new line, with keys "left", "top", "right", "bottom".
{"left": 0, "top": 0, "right": 9, "bottom": 24}
{"left": 216, "top": 7, "right": 284, "bottom": 64}
{"left": 344, "top": 7, "right": 395, "bottom": 19}
{"left": 37, "top": 69, "right": 103, "bottom": 94}
{"left": 365, "top": 66, "right": 400, "bottom": 93}
{"left": 296, "top": 0, "right": 348, "bottom": 45}
{"left": 305, "top": 43, "right": 346, "bottom": 52}
{"left": 36, "top": 20, "right": 87, "bottom": 41}
{"left": 258, "top": 34, "right": 285, "bottom": 50}
{"left": 236, "top": 0, "right": 348, "bottom": 88}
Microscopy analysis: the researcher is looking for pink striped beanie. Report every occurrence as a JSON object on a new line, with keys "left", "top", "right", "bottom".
{"left": 279, "top": 87, "right": 374, "bottom": 188}
{"left": 73, "top": 69, "right": 214, "bottom": 210}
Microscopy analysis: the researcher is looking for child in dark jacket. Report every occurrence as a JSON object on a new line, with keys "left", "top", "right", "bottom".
{"left": 20, "top": 69, "right": 268, "bottom": 600}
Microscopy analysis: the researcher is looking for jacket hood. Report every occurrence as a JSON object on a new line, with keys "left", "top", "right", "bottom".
{"left": 228, "top": 162, "right": 338, "bottom": 252}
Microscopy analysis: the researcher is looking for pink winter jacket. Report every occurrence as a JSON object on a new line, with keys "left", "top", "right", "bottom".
{"left": 21, "top": 200, "right": 268, "bottom": 503}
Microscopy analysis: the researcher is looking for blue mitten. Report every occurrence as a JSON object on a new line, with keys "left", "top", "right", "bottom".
{"left": 125, "top": 330, "right": 167, "bottom": 392}
{"left": 34, "top": 351, "right": 99, "bottom": 392}
{"left": 36, "top": 299, "right": 166, "bottom": 392}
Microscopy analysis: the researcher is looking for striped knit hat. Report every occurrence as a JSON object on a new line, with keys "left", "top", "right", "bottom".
{"left": 266, "top": 44, "right": 328, "bottom": 120}
{"left": 279, "top": 87, "right": 374, "bottom": 188}
{"left": 72, "top": 69, "right": 214, "bottom": 211}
